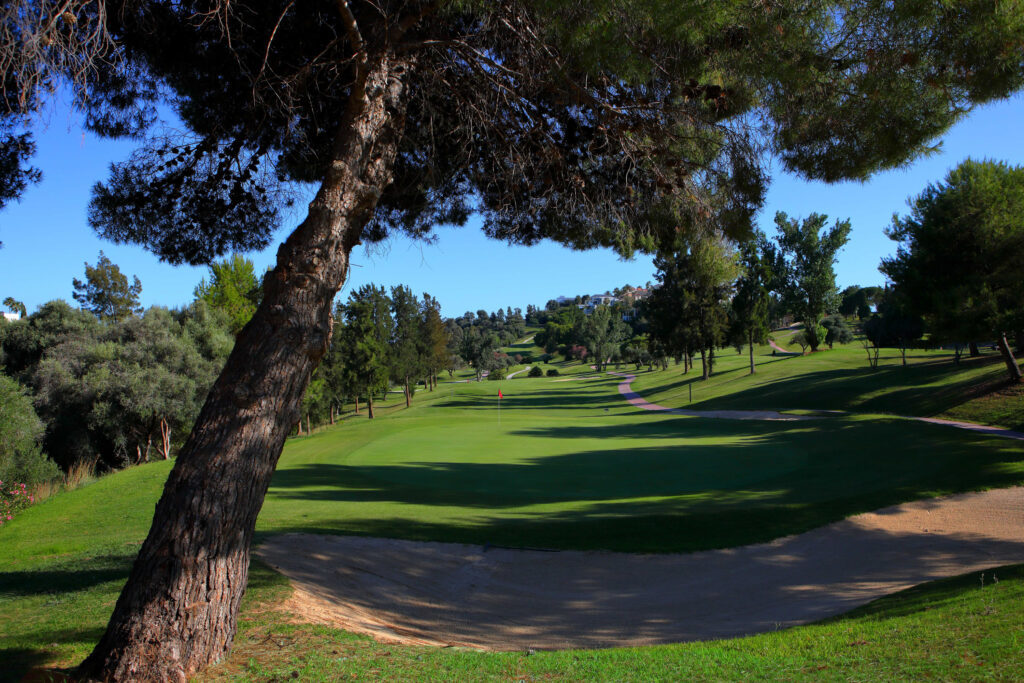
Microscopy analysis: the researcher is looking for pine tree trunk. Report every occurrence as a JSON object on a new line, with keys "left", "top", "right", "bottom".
{"left": 404, "top": 377, "right": 411, "bottom": 408}
{"left": 78, "top": 53, "right": 413, "bottom": 682}
{"left": 700, "top": 348, "right": 709, "bottom": 380}
{"left": 367, "top": 393, "right": 375, "bottom": 419}
{"left": 354, "top": 396, "right": 360, "bottom": 415}
{"left": 997, "top": 332, "right": 1023, "bottom": 382}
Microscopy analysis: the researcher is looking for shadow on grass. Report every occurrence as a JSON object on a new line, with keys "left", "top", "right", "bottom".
{"left": 688, "top": 355, "right": 1009, "bottom": 416}
{"left": 0, "top": 626, "right": 104, "bottom": 683}
{"left": 0, "top": 556, "right": 129, "bottom": 598}
{"left": 263, "top": 416, "right": 1024, "bottom": 552}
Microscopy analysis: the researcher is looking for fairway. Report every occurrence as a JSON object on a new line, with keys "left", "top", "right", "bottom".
{"left": 255, "top": 355, "right": 1024, "bottom": 552}
{"left": 3, "top": 343, "right": 1024, "bottom": 680}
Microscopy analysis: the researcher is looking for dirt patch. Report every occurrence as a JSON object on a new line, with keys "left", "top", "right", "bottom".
{"left": 258, "top": 487, "right": 1024, "bottom": 651}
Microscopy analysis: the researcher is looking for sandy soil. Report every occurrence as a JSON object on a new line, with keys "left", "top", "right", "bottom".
{"left": 257, "top": 487, "right": 1024, "bottom": 651}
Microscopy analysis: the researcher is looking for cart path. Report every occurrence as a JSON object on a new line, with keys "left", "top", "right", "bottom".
{"left": 258, "top": 487, "right": 1024, "bottom": 651}
{"left": 609, "top": 371, "right": 1024, "bottom": 439}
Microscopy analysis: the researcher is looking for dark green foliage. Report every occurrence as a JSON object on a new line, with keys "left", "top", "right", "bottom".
{"left": 193, "top": 254, "right": 263, "bottom": 334}
{"left": 821, "top": 315, "right": 855, "bottom": 349}
{"left": 577, "top": 306, "right": 629, "bottom": 372}
{"left": 71, "top": 251, "right": 143, "bottom": 320}
{"left": 0, "top": 122, "right": 40, "bottom": 220}
{"left": 28, "top": 302, "right": 233, "bottom": 471}
{"left": 528, "top": 365, "right": 543, "bottom": 378}
{"left": 839, "top": 285, "right": 882, "bottom": 319}
{"left": 881, "top": 159, "right": 1024, "bottom": 377}
{"left": 487, "top": 367, "right": 505, "bottom": 381}
{"left": 647, "top": 233, "right": 738, "bottom": 378}
{"left": 546, "top": 368, "right": 559, "bottom": 377}
{"left": 772, "top": 212, "right": 851, "bottom": 351}
{"left": 335, "top": 285, "right": 392, "bottom": 415}
{"left": 863, "top": 293, "right": 925, "bottom": 366}
{"left": 0, "top": 374, "right": 58, "bottom": 486}
{"left": 0, "top": 300, "right": 101, "bottom": 378}
{"left": 730, "top": 235, "right": 773, "bottom": 372}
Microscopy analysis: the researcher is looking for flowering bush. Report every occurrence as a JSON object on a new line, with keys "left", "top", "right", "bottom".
{"left": 0, "top": 480, "right": 35, "bottom": 526}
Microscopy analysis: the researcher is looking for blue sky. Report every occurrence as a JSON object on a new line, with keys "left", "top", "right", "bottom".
{"left": 2, "top": 92, "right": 1023, "bottom": 319}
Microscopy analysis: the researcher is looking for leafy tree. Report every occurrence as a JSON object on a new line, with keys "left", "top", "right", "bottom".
{"left": 863, "top": 291, "right": 925, "bottom": 367}
{"left": 838, "top": 285, "right": 881, "bottom": 319}
{"left": 0, "top": 374, "right": 59, "bottom": 486}
{"left": 3, "top": 1, "right": 1020, "bottom": 677}
{"left": 773, "top": 212, "right": 851, "bottom": 351}
{"left": 731, "top": 235, "right": 773, "bottom": 374}
{"left": 420, "top": 294, "right": 449, "bottom": 390}
{"left": 578, "top": 305, "right": 628, "bottom": 371}
{"left": 3, "top": 297, "right": 26, "bottom": 318}
{"left": 194, "top": 254, "right": 263, "bottom": 334}
{"left": 881, "top": 159, "right": 1024, "bottom": 380}
{"left": 71, "top": 251, "right": 143, "bottom": 320}
{"left": 648, "top": 233, "right": 739, "bottom": 379}
{"left": 0, "top": 300, "right": 101, "bottom": 380}
{"left": 337, "top": 285, "right": 392, "bottom": 418}
{"left": 32, "top": 304, "right": 233, "bottom": 471}
{"left": 820, "top": 314, "right": 854, "bottom": 349}
{"left": 389, "top": 285, "right": 422, "bottom": 407}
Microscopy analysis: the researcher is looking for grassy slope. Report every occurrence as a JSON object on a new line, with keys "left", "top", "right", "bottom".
{"left": 628, "top": 340, "right": 1024, "bottom": 430}
{"left": 2, "top": 346, "right": 1023, "bottom": 680}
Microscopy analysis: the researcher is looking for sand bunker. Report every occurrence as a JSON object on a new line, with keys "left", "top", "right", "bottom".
{"left": 258, "top": 486, "right": 1024, "bottom": 651}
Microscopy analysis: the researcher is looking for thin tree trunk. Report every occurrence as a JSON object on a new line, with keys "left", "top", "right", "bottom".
{"left": 700, "top": 348, "right": 709, "bottom": 380}
{"left": 404, "top": 377, "right": 411, "bottom": 408}
{"left": 367, "top": 393, "right": 375, "bottom": 419}
{"left": 354, "top": 396, "right": 360, "bottom": 414}
{"left": 296, "top": 420, "right": 303, "bottom": 436}
{"left": 969, "top": 341, "right": 981, "bottom": 357}
{"left": 997, "top": 332, "right": 1023, "bottom": 382}
{"left": 306, "top": 414, "right": 311, "bottom": 434}
{"left": 330, "top": 404, "right": 335, "bottom": 425}
{"left": 748, "top": 329, "right": 755, "bottom": 375}
{"left": 79, "top": 53, "right": 413, "bottom": 682}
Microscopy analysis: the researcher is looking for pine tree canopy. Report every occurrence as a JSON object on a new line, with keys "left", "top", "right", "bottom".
{"left": 6, "top": 1, "right": 1023, "bottom": 263}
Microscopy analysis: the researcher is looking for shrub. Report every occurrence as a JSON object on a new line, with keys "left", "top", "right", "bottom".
{"left": 488, "top": 368, "right": 506, "bottom": 380}
{"left": 0, "top": 375, "right": 59, "bottom": 487}
{"left": 0, "top": 480, "right": 35, "bottom": 526}
{"left": 546, "top": 368, "right": 560, "bottom": 377}
{"left": 528, "top": 365, "right": 544, "bottom": 378}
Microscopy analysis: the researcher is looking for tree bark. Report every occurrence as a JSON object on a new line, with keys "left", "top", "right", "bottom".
{"left": 367, "top": 393, "right": 375, "bottom": 419}
{"left": 78, "top": 52, "right": 413, "bottom": 682}
{"left": 700, "top": 348, "right": 709, "bottom": 380}
{"left": 748, "top": 329, "right": 755, "bottom": 375}
{"left": 969, "top": 341, "right": 981, "bottom": 357}
{"left": 997, "top": 332, "right": 1023, "bottom": 382}
{"left": 354, "top": 396, "right": 360, "bottom": 415}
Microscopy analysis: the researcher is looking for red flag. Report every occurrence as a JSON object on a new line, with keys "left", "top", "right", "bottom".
{"left": 498, "top": 390, "right": 503, "bottom": 399}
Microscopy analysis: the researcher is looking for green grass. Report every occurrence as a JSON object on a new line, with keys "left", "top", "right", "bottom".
{"left": 628, "top": 341, "right": 1024, "bottom": 430}
{"left": 1, "top": 339, "right": 1022, "bottom": 681}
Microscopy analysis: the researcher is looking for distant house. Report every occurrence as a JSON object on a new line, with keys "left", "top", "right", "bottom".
{"left": 2, "top": 312, "right": 22, "bottom": 322}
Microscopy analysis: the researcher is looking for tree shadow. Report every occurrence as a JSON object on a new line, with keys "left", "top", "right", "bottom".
{"left": 0, "top": 626, "right": 105, "bottom": 683}
{"left": 0, "top": 556, "right": 129, "bottom": 598}
{"left": 262, "top": 414, "right": 1024, "bottom": 552}
{"left": 688, "top": 356, "right": 1009, "bottom": 416}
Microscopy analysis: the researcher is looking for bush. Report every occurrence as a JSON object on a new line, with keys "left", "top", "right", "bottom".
{"left": 528, "top": 365, "right": 544, "bottom": 378}
{"left": 546, "top": 368, "right": 560, "bottom": 377}
{"left": 0, "top": 375, "right": 59, "bottom": 487}
{"left": 487, "top": 368, "right": 506, "bottom": 380}
{"left": 0, "top": 481, "right": 35, "bottom": 526}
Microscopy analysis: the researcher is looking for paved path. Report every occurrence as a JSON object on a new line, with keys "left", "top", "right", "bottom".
{"left": 259, "top": 488, "right": 1024, "bottom": 651}
{"left": 506, "top": 366, "right": 532, "bottom": 379}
